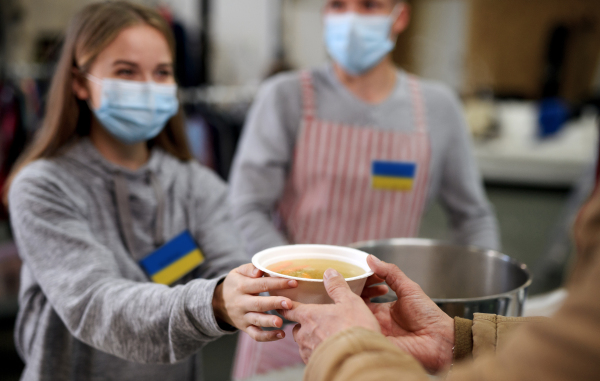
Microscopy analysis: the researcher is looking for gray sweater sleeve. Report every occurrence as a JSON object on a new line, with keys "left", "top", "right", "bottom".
{"left": 9, "top": 171, "right": 232, "bottom": 364}
{"left": 434, "top": 89, "right": 500, "bottom": 250}
{"left": 229, "top": 74, "right": 302, "bottom": 256}
{"left": 190, "top": 164, "right": 249, "bottom": 278}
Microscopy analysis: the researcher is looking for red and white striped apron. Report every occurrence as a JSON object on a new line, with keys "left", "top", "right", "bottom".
{"left": 232, "top": 71, "right": 431, "bottom": 379}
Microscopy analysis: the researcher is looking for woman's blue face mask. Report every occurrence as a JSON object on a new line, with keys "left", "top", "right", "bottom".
{"left": 87, "top": 74, "right": 179, "bottom": 144}
{"left": 324, "top": 5, "right": 401, "bottom": 75}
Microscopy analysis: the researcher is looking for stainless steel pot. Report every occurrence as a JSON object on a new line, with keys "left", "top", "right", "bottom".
{"left": 350, "top": 238, "right": 532, "bottom": 319}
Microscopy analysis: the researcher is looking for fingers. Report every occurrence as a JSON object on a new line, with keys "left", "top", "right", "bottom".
{"left": 240, "top": 276, "right": 298, "bottom": 295}
{"left": 364, "top": 274, "right": 385, "bottom": 287}
{"left": 245, "top": 295, "right": 293, "bottom": 312}
{"left": 361, "top": 284, "right": 389, "bottom": 300}
{"left": 236, "top": 263, "right": 263, "bottom": 278}
{"left": 292, "top": 324, "right": 311, "bottom": 364}
{"left": 277, "top": 300, "right": 304, "bottom": 323}
{"left": 292, "top": 323, "right": 301, "bottom": 342}
{"left": 245, "top": 325, "right": 285, "bottom": 342}
{"left": 299, "top": 348, "right": 311, "bottom": 365}
{"left": 367, "top": 255, "right": 415, "bottom": 297}
{"left": 244, "top": 312, "right": 283, "bottom": 329}
{"left": 323, "top": 269, "right": 353, "bottom": 304}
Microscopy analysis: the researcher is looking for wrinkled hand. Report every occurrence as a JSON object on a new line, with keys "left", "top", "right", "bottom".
{"left": 360, "top": 272, "right": 389, "bottom": 301}
{"left": 213, "top": 263, "right": 298, "bottom": 342}
{"left": 279, "top": 268, "right": 381, "bottom": 363}
{"left": 366, "top": 255, "right": 454, "bottom": 372}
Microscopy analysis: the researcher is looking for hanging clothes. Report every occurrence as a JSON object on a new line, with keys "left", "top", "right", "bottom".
{"left": 0, "top": 82, "right": 27, "bottom": 218}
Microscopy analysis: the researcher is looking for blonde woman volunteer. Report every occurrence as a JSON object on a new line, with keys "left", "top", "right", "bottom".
{"left": 229, "top": 0, "right": 499, "bottom": 377}
{"left": 3, "top": 2, "right": 298, "bottom": 380}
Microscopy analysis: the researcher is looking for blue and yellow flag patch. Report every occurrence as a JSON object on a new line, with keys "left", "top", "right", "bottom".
{"left": 139, "top": 230, "right": 204, "bottom": 285}
{"left": 371, "top": 161, "right": 417, "bottom": 191}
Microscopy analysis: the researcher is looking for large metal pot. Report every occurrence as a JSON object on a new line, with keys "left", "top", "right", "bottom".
{"left": 350, "top": 239, "right": 532, "bottom": 319}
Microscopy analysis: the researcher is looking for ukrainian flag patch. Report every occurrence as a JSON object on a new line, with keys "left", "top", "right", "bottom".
{"left": 371, "top": 160, "right": 417, "bottom": 191}
{"left": 139, "top": 230, "right": 204, "bottom": 285}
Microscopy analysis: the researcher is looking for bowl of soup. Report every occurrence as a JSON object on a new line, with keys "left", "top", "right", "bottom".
{"left": 252, "top": 244, "right": 374, "bottom": 304}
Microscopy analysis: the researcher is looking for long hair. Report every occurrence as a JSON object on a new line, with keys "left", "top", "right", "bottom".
{"left": 3, "top": 1, "right": 193, "bottom": 205}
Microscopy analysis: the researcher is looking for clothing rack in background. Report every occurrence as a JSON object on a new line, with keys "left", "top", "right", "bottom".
{"left": 180, "top": 85, "right": 258, "bottom": 181}
{"left": 0, "top": 62, "right": 49, "bottom": 221}
{"left": 179, "top": 84, "right": 258, "bottom": 108}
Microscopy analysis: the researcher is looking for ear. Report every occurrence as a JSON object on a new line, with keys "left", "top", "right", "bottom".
{"left": 72, "top": 68, "right": 90, "bottom": 101}
{"left": 391, "top": 3, "right": 410, "bottom": 35}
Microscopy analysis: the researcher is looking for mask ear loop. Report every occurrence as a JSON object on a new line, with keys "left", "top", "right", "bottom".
{"left": 71, "top": 66, "right": 101, "bottom": 111}
{"left": 389, "top": 3, "right": 404, "bottom": 21}
{"left": 388, "top": 3, "right": 405, "bottom": 42}
{"left": 82, "top": 73, "right": 103, "bottom": 111}
{"left": 85, "top": 73, "right": 102, "bottom": 85}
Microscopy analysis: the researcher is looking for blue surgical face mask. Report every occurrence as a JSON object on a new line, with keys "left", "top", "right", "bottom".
{"left": 87, "top": 75, "right": 179, "bottom": 144}
{"left": 324, "top": 6, "right": 400, "bottom": 75}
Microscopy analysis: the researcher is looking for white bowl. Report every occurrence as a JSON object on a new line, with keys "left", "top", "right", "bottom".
{"left": 252, "top": 244, "right": 374, "bottom": 304}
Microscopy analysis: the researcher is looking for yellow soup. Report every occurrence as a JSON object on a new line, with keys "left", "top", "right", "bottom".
{"left": 267, "top": 258, "right": 366, "bottom": 279}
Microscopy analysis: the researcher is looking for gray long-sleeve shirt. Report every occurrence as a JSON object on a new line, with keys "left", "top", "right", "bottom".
{"left": 9, "top": 138, "right": 248, "bottom": 381}
{"left": 229, "top": 66, "right": 499, "bottom": 256}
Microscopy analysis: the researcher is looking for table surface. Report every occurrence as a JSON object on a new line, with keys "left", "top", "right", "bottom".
{"left": 473, "top": 102, "right": 597, "bottom": 187}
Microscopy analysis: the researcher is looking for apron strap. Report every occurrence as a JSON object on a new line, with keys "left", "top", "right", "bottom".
{"left": 299, "top": 71, "right": 316, "bottom": 122}
{"left": 407, "top": 74, "right": 428, "bottom": 135}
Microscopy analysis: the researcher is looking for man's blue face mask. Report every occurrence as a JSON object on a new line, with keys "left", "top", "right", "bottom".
{"left": 324, "top": 5, "right": 401, "bottom": 75}
{"left": 87, "top": 74, "right": 179, "bottom": 144}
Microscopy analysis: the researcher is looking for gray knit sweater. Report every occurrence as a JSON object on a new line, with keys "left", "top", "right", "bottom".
{"left": 9, "top": 138, "right": 248, "bottom": 381}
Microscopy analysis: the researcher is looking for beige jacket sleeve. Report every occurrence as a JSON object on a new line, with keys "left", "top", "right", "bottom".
{"left": 453, "top": 314, "right": 548, "bottom": 360}
{"left": 305, "top": 327, "right": 429, "bottom": 381}
{"left": 305, "top": 176, "right": 600, "bottom": 381}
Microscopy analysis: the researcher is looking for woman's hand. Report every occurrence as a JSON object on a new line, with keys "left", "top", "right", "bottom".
{"left": 365, "top": 255, "right": 454, "bottom": 372}
{"left": 212, "top": 263, "right": 298, "bottom": 342}
{"left": 279, "top": 268, "right": 381, "bottom": 363}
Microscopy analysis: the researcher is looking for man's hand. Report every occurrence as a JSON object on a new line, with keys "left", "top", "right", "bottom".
{"left": 366, "top": 255, "right": 454, "bottom": 372}
{"left": 279, "top": 268, "right": 380, "bottom": 363}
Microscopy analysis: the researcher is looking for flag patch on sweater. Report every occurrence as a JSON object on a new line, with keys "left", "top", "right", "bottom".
{"left": 139, "top": 230, "right": 204, "bottom": 285}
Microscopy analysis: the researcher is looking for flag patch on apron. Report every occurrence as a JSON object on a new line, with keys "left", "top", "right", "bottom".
{"left": 139, "top": 230, "right": 204, "bottom": 285}
{"left": 371, "top": 160, "right": 417, "bottom": 191}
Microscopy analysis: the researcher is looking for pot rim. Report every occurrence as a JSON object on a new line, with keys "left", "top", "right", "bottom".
{"left": 349, "top": 238, "right": 532, "bottom": 302}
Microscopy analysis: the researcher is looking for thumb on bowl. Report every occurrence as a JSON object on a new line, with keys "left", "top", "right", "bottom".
{"left": 324, "top": 268, "right": 352, "bottom": 304}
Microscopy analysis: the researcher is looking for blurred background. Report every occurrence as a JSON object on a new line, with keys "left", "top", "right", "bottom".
{"left": 1, "top": 0, "right": 599, "bottom": 379}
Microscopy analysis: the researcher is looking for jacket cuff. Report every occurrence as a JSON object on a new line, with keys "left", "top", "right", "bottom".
{"left": 306, "top": 327, "right": 424, "bottom": 381}
{"left": 186, "top": 275, "right": 236, "bottom": 338}
{"left": 454, "top": 316, "right": 473, "bottom": 361}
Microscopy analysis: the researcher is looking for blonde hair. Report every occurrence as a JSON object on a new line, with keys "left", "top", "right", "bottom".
{"left": 3, "top": 1, "right": 192, "bottom": 205}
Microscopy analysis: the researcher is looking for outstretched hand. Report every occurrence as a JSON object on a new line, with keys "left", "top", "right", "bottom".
{"left": 279, "top": 268, "right": 380, "bottom": 363}
{"left": 212, "top": 263, "right": 298, "bottom": 342}
{"left": 366, "top": 255, "right": 454, "bottom": 372}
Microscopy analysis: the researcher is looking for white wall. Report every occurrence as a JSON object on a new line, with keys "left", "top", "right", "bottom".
{"left": 8, "top": 0, "right": 470, "bottom": 89}
{"left": 210, "top": 0, "right": 468, "bottom": 89}
{"left": 211, "top": 0, "right": 271, "bottom": 85}
{"left": 210, "top": 0, "right": 327, "bottom": 85}
{"left": 410, "top": 0, "right": 469, "bottom": 91}
{"left": 283, "top": 0, "right": 327, "bottom": 72}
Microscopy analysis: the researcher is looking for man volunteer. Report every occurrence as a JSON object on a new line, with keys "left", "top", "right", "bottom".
{"left": 229, "top": 0, "right": 499, "bottom": 377}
